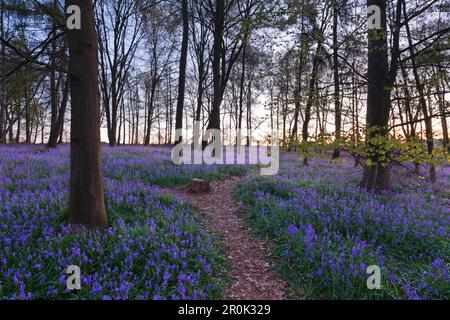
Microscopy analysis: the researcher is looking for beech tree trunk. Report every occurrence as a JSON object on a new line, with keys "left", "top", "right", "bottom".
{"left": 361, "top": 0, "right": 390, "bottom": 191}
{"left": 361, "top": 0, "right": 402, "bottom": 191}
{"left": 66, "top": 0, "right": 108, "bottom": 229}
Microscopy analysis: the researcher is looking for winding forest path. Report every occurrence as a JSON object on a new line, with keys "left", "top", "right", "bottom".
{"left": 166, "top": 178, "right": 288, "bottom": 300}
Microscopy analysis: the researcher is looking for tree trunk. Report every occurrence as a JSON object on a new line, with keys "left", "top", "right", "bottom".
{"left": 361, "top": 0, "right": 401, "bottom": 191}
{"left": 57, "top": 77, "right": 69, "bottom": 142}
{"left": 332, "top": 0, "right": 341, "bottom": 159}
{"left": 195, "top": 54, "right": 204, "bottom": 123}
{"left": 238, "top": 41, "right": 247, "bottom": 145}
{"left": 208, "top": 0, "right": 224, "bottom": 134}
{"left": 362, "top": 0, "right": 388, "bottom": 190}
{"left": 175, "top": 0, "right": 189, "bottom": 144}
{"left": 47, "top": 1, "right": 59, "bottom": 149}
{"left": 0, "top": 0, "right": 5, "bottom": 144}
{"left": 135, "top": 86, "right": 140, "bottom": 145}
{"left": 437, "top": 66, "right": 449, "bottom": 152}
{"left": 144, "top": 78, "right": 156, "bottom": 146}
{"left": 16, "top": 116, "right": 20, "bottom": 143}
{"left": 302, "top": 38, "right": 323, "bottom": 165}
{"left": 66, "top": 0, "right": 108, "bottom": 229}
{"left": 291, "top": 54, "right": 304, "bottom": 144}
{"left": 403, "top": 0, "right": 435, "bottom": 182}
{"left": 291, "top": 10, "right": 306, "bottom": 146}
{"left": 48, "top": 75, "right": 69, "bottom": 149}
{"left": 25, "top": 85, "right": 31, "bottom": 144}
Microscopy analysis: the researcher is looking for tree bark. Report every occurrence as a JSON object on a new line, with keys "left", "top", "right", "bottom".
{"left": 175, "top": 0, "right": 189, "bottom": 144}
{"left": 47, "top": 0, "right": 59, "bottom": 149}
{"left": 208, "top": 0, "right": 225, "bottom": 134}
{"left": 144, "top": 77, "right": 157, "bottom": 146}
{"left": 332, "top": 0, "right": 341, "bottom": 159}
{"left": 66, "top": 0, "right": 108, "bottom": 229}
{"left": 0, "top": 0, "right": 5, "bottom": 144}
{"left": 48, "top": 74, "right": 69, "bottom": 148}
{"left": 402, "top": 0, "right": 435, "bottom": 182}
{"left": 238, "top": 41, "right": 247, "bottom": 143}
{"left": 361, "top": 0, "right": 402, "bottom": 191}
{"left": 302, "top": 38, "right": 323, "bottom": 165}
{"left": 436, "top": 66, "right": 449, "bottom": 152}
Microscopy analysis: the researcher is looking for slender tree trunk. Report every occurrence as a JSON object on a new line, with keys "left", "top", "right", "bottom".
{"left": 47, "top": 0, "right": 59, "bottom": 148}
{"left": 16, "top": 115, "right": 20, "bottom": 143}
{"left": 302, "top": 39, "right": 323, "bottom": 165}
{"left": 400, "top": 64, "right": 417, "bottom": 139}
{"left": 169, "top": 82, "right": 173, "bottom": 144}
{"left": 0, "top": 0, "right": 5, "bottom": 144}
{"left": 41, "top": 123, "right": 45, "bottom": 144}
{"left": 246, "top": 78, "right": 252, "bottom": 147}
{"left": 291, "top": 13, "right": 305, "bottom": 146}
{"left": 122, "top": 100, "right": 126, "bottom": 145}
{"left": 135, "top": 86, "right": 140, "bottom": 145}
{"left": 117, "top": 99, "right": 123, "bottom": 146}
{"left": 56, "top": 77, "right": 69, "bottom": 142}
{"left": 24, "top": 82, "right": 32, "bottom": 144}
{"left": 7, "top": 107, "right": 12, "bottom": 142}
{"left": 144, "top": 79, "right": 156, "bottom": 146}
{"left": 67, "top": 0, "right": 108, "bottom": 229}
{"left": 0, "top": 99, "right": 4, "bottom": 144}
{"left": 291, "top": 55, "right": 303, "bottom": 144}
{"left": 402, "top": 0, "right": 435, "bottom": 182}
{"left": 195, "top": 53, "right": 205, "bottom": 122}
{"left": 109, "top": 85, "right": 118, "bottom": 147}
{"left": 238, "top": 41, "right": 247, "bottom": 144}
{"left": 143, "top": 85, "right": 148, "bottom": 144}
{"left": 269, "top": 82, "right": 274, "bottom": 135}
{"left": 48, "top": 71, "right": 69, "bottom": 148}
{"left": 207, "top": 0, "right": 225, "bottom": 136}
{"left": 175, "top": 0, "right": 189, "bottom": 144}
{"left": 437, "top": 66, "right": 449, "bottom": 152}
{"left": 352, "top": 63, "right": 361, "bottom": 168}
{"left": 332, "top": 0, "right": 341, "bottom": 159}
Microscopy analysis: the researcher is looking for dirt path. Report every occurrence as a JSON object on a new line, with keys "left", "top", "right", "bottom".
{"left": 166, "top": 178, "right": 288, "bottom": 300}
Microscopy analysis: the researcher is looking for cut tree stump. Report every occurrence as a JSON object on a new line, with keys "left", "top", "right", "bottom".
{"left": 186, "top": 179, "right": 211, "bottom": 194}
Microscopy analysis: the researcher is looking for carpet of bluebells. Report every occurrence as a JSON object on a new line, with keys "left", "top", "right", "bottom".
{"left": 1, "top": 145, "right": 449, "bottom": 300}
{"left": 0, "top": 145, "right": 246, "bottom": 300}
{"left": 235, "top": 153, "right": 450, "bottom": 299}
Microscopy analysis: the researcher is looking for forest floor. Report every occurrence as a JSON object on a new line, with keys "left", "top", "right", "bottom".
{"left": 164, "top": 178, "right": 288, "bottom": 300}
{"left": 1, "top": 145, "right": 448, "bottom": 300}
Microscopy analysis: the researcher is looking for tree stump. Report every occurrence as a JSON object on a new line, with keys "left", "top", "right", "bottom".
{"left": 186, "top": 179, "right": 211, "bottom": 194}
